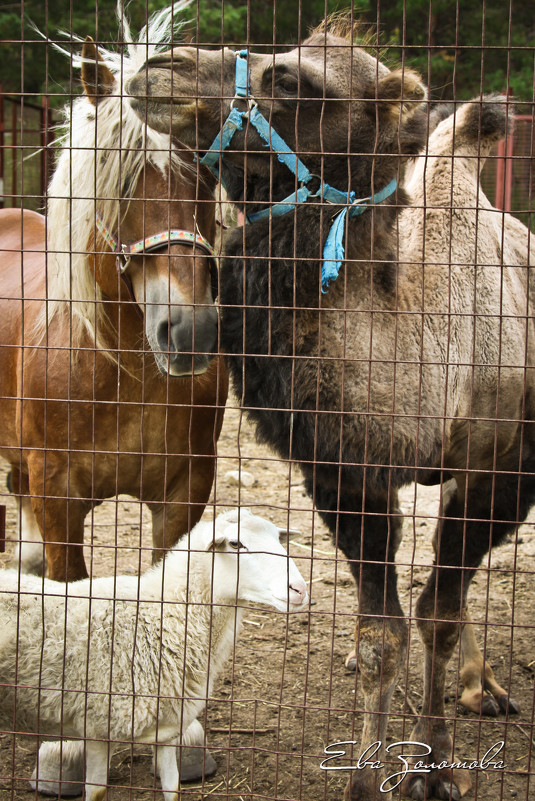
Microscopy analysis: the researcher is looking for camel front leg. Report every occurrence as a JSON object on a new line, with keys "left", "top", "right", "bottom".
{"left": 343, "top": 611, "right": 407, "bottom": 801}
{"left": 403, "top": 589, "right": 472, "bottom": 801}
{"left": 459, "top": 609, "right": 520, "bottom": 716}
{"left": 312, "top": 480, "right": 406, "bottom": 801}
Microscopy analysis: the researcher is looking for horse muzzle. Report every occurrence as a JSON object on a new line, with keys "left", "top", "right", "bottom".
{"left": 149, "top": 303, "right": 219, "bottom": 378}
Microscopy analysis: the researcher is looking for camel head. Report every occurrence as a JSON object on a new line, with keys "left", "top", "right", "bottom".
{"left": 127, "top": 20, "right": 427, "bottom": 198}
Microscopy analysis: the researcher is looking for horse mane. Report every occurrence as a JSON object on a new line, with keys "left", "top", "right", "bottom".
{"left": 44, "top": 3, "right": 191, "bottom": 353}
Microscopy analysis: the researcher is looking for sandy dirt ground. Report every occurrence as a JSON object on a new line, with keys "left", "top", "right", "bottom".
{"left": 0, "top": 393, "right": 534, "bottom": 801}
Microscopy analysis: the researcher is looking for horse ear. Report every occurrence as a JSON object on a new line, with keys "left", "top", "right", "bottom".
{"left": 81, "top": 35, "right": 115, "bottom": 105}
{"left": 373, "top": 68, "right": 427, "bottom": 121}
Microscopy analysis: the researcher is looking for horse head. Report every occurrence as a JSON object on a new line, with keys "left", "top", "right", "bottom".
{"left": 49, "top": 36, "right": 220, "bottom": 378}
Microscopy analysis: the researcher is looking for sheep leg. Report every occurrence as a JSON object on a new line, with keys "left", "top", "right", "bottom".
{"left": 30, "top": 740, "right": 84, "bottom": 796}
{"left": 84, "top": 740, "right": 111, "bottom": 801}
{"left": 459, "top": 610, "right": 520, "bottom": 716}
{"left": 152, "top": 721, "right": 217, "bottom": 786}
{"left": 178, "top": 718, "right": 217, "bottom": 781}
{"left": 154, "top": 743, "right": 180, "bottom": 801}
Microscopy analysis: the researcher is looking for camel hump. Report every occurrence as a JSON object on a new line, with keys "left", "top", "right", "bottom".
{"left": 459, "top": 93, "right": 514, "bottom": 144}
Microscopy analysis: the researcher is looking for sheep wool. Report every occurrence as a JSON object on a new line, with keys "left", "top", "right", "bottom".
{"left": 0, "top": 508, "right": 308, "bottom": 801}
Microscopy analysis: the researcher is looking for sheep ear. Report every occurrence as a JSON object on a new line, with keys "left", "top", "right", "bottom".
{"left": 206, "top": 536, "right": 227, "bottom": 552}
{"left": 277, "top": 527, "right": 301, "bottom": 542}
{"left": 373, "top": 68, "right": 427, "bottom": 121}
{"left": 81, "top": 35, "right": 115, "bottom": 105}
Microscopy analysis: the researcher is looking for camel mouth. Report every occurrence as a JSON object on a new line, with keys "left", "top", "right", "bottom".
{"left": 129, "top": 93, "right": 193, "bottom": 107}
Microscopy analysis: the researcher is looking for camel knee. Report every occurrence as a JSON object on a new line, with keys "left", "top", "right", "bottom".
{"left": 356, "top": 619, "right": 407, "bottom": 689}
{"left": 417, "top": 616, "right": 460, "bottom": 660}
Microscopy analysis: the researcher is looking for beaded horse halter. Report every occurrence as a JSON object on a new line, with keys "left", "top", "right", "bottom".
{"left": 95, "top": 214, "right": 218, "bottom": 316}
{"left": 199, "top": 49, "right": 397, "bottom": 292}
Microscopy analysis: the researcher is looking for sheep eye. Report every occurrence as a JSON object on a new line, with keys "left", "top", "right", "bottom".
{"left": 229, "top": 540, "right": 244, "bottom": 550}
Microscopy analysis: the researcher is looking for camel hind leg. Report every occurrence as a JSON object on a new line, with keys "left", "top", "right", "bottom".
{"left": 459, "top": 609, "right": 520, "bottom": 716}
{"left": 403, "top": 464, "right": 535, "bottom": 800}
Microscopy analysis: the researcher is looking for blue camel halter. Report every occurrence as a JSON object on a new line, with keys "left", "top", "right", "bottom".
{"left": 200, "top": 49, "right": 397, "bottom": 292}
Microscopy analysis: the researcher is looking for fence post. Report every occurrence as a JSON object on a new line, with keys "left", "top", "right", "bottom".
{"left": 0, "top": 84, "right": 4, "bottom": 208}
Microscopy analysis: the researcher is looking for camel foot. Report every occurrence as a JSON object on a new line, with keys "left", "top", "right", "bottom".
{"left": 402, "top": 761, "right": 472, "bottom": 800}
{"left": 497, "top": 693, "right": 520, "bottom": 715}
{"left": 345, "top": 649, "right": 357, "bottom": 672}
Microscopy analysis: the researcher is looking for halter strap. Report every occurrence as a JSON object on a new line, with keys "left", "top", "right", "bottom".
{"left": 94, "top": 214, "right": 219, "bottom": 312}
{"left": 95, "top": 215, "right": 216, "bottom": 272}
{"left": 200, "top": 49, "right": 398, "bottom": 292}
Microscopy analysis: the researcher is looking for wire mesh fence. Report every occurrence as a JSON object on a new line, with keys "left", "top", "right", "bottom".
{"left": 0, "top": 2, "right": 534, "bottom": 801}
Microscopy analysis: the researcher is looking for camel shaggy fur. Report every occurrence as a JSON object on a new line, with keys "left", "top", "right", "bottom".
{"left": 127, "top": 17, "right": 534, "bottom": 800}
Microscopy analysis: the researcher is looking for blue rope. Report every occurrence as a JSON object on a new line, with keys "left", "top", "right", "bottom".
{"left": 199, "top": 51, "right": 398, "bottom": 292}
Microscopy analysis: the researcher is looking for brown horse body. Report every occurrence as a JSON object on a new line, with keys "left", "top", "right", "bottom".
{"left": 127, "top": 18, "right": 534, "bottom": 800}
{"left": 0, "top": 36, "right": 227, "bottom": 582}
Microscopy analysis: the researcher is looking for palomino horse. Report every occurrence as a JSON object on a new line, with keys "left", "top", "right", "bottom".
{"left": 127, "top": 16, "right": 534, "bottom": 800}
{"left": 0, "top": 23, "right": 227, "bottom": 583}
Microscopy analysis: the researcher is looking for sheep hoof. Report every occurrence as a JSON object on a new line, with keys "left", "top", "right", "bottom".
{"left": 29, "top": 764, "right": 84, "bottom": 796}
{"left": 179, "top": 747, "right": 217, "bottom": 782}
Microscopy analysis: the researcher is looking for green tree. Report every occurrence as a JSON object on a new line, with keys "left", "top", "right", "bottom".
{"left": 360, "top": 0, "right": 534, "bottom": 103}
{"left": 1, "top": 1, "right": 533, "bottom": 103}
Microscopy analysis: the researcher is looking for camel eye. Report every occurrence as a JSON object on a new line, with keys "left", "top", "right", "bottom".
{"left": 276, "top": 75, "right": 298, "bottom": 97}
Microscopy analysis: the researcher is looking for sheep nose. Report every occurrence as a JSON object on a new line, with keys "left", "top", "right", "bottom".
{"left": 288, "top": 579, "right": 308, "bottom": 606}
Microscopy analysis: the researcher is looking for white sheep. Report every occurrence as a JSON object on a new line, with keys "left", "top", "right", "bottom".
{"left": 0, "top": 508, "right": 308, "bottom": 801}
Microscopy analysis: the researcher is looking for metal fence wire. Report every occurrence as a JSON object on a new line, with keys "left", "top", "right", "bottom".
{"left": 0, "top": 2, "right": 534, "bottom": 800}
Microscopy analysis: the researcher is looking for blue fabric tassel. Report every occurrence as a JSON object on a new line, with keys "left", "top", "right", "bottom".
{"left": 321, "top": 208, "right": 349, "bottom": 292}
{"left": 199, "top": 51, "right": 400, "bottom": 294}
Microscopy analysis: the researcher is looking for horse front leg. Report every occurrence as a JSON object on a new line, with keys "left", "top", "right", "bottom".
{"left": 8, "top": 466, "right": 47, "bottom": 575}
{"left": 312, "top": 479, "right": 406, "bottom": 801}
{"left": 148, "top": 456, "right": 217, "bottom": 562}
{"left": 27, "top": 458, "right": 90, "bottom": 581}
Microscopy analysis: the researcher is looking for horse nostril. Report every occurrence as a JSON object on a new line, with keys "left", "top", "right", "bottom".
{"left": 156, "top": 321, "right": 175, "bottom": 354}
